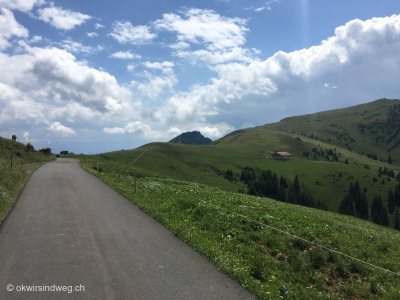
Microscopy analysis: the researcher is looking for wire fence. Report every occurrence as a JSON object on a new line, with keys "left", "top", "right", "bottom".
{"left": 154, "top": 181, "right": 400, "bottom": 277}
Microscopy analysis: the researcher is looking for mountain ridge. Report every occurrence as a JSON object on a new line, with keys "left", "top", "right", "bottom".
{"left": 169, "top": 131, "right": 212, "bottom": 145}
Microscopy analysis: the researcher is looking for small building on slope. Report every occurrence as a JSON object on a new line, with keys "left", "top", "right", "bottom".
{"left": 271, "top": 152, "right": 292, "bottom": 158}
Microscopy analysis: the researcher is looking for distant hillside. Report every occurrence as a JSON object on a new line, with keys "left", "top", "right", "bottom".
{"left": 214, "top": 98, "right": 400, "bottom": 166}
{"left": 91, "top": 98, "right": 400, "bottom": 229}
{"left": 169, "top": 131, "right": 212, "bottom": 145}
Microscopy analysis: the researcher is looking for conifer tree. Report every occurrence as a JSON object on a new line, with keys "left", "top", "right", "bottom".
{"left": 387, "top": 188, "right": 395, "bottom": 214}
{"left": 293, "top": 175, "right": 301, "bottom": 194}
{"left": 357, "top": 193, "right": 369, "bottom": 220}
{"left": 338, "top": 194, "right": 355, "bottom": 216}
{"left": 395, "top": 184, "right": 400, "bottom": 207}
{"left": 394, "top": 208, "right": 400, "bottom": 231}
{"left": 380, "top": 207, "right": 389, "bottom": 227}
{"left": 388, "top": 154, "right": 393, "bottom": 164}
{"left": 371, "top": 195, "right": 384, "bottom": 225}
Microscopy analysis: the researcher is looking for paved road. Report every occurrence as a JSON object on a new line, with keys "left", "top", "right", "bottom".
{"left": 0, "top": 159, "right": 254, "bottom": 300}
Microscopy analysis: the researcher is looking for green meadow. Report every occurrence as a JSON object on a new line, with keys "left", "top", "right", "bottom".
{"left": 79, "top": 157, "right": 400, "bottom": 299}
{"left": 85, "top": 136, "right": 399, "bottom": 220}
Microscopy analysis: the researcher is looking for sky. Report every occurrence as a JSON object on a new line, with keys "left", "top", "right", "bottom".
{"left": 0, "top": 0, "right": 400, "bottom": 154}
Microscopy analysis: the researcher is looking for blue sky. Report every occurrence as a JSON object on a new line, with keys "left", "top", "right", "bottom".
{"left": 1, "top": 0, "right": 400, "bottom": 154}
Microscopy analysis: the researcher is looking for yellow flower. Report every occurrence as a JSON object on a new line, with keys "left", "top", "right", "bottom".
{"left": 266, "top": 292, "right": 270, "bottom": 294}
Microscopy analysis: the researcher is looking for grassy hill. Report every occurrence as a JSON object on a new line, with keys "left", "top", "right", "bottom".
{"left": 78, "top": 157, "right": 400, "bottom": 299}
{"left": 0, "top": 136, "right": 55, "bottom": 223}
{"left": 213, "top": 99, "right": 400, "bottom": 164}
{"left": 81, "top": 99, "right": 400, "bottom": 228}
{"left": 269, "top": 99, "right": 399, "bottom": 165}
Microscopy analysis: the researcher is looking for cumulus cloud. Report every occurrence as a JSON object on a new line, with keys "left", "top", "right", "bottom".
{"left": 254, "top": 7, "right": 266, "bottom": 12}
{"left": 127, "top": 63, "right": 136, "bottom": 71}
{"left": 95, "top": 23, "right": 105, "bottom": 29}
{"left": 22, "top": 131, "right": 30, "bottom": 142}
{"left": 158, "top": 9, "right": 257, "bottom": 64}
{"left": 175, "top": 48, "right": 259, "bottom": 64}
{"left": 28, "top": 35, "right": 42, "bottom": 43}
{"left": 169, "top": 41, "right": 190, "bottom": 50}
{"left": 109, "top": 21, "right": 156, "bottom": 44}
{"left": 59, "top": 38, "right": 103, "bottom": 53}
{"left": 87, "top": 32, "right": 98, "bottom": 38}
{"left": 0, "top": 42, "right": 132, "bottom": 114}
{"left": 103, "top": 121, "right": 162, "bottom": 139}
{"left": 194, "top": 122, "right": 234, "bottom": 138}
{"left": 154, "top": 8, "right": 248, "bottom": 51}
{"left": 0, "top": 0, "right": 44, "bottom": 12}
{"left": 145, "top": 14, "right": 400, "bottom": 131}
{"left": 0, "top": 8, "right": 29, "bottom": 50}
{"left": 109, "top": 51, "right": 141, "bottom": 59}
{"left": 37, "top": 5, "right": 91, "bottom": 30}
{"left": 136, "top": 67, "right": 178, "bottom": 99}
{"left": 143, "top": 61, "right": 174, "bottom": 69}
{"left": 102, "top": 127, "right": 124, "bottom": 134}
{"left": 48, "top": 122, "right": 77, "bottom": 137}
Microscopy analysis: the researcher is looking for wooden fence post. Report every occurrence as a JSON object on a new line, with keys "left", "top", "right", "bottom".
{"left": 134, "top": 168, "right": 137, "bottom": 193}
{"left": 97, "top": 159, "right": 99, "bottom": 172}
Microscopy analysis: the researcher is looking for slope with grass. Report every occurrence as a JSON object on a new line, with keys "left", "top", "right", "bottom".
{"left": 79, "top": 157, "right": 400, "bottom": 300}
{"left": 214, "top": 99, "right": 399, "bottom": 160}
{"left": 87, "top": 137, "right": 399, "bottom": 222}
{"left": 0, "top": 136, "right": 55, "bottom": 223}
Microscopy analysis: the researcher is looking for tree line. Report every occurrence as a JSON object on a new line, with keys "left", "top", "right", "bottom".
{"left": 339, "top": 180, "right": 400, "bottom": 230}
{"left": 228, "top": 167, "right": 327, "bottom": 210}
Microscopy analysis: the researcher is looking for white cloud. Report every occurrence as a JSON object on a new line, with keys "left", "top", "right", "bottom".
{"left": 37, "top": 5, "right": 91, "bottom": 30}
{"left": 175, "top": 48, "right": 258, "bottom": 64}
{"left": 0, "top": 8, "right": 29, "bottom": 50}
{"left": 127, "top": 64, "right": 136, "bottom": 71}
{"left": 86, "top": 32, "right": 98, "bottom": 38}
{"left": 255, "top": 7, "right": 266, "bottom": 12}
{"left": 103, "top": 121, "right": 162, "bottom": 139}
{"left": 158, "top": 9, "right": 256, "bottom": 65}
{"left": 28, "top": 35, "right": 42, "bottom": 43}
{"left": 109, "top": 21, "right": 156, "bottom": 45}
{"left": 109, "top": 51, "right": 141, "bottom": 59}
{"left": 22, "top": 131, "right": 30, "bottom": 142}
{"left": 169, "top": 41, "right": 190, "bottom": 50}
{"left": 154, "top": 8, "right": 248, "bottom": 51}
{"left": 0, "top": 42, "right": 132, "bottom": 114}
{"left": 0, "top": 0, "right": 44, "bottom": 12}
{"left": 48, "top": 122, "right": 76, "bottom": 137}
{"left": 146, "top": 14, "right": 400, "bottom": 131}
{"left": 266, "top": 0, "right": 281, "bottom": 4}
{"left": 95, "top": 23, "right": 105, "bottom": 29}
{"left": 102, "top": 127, "right": 124, "bottom": 134}
{"left": 137, "top": 68, "right": 178, "bottom": 99}
{"left": 195, "top": 122, "right": 234, "bottom": 138}
{"left": 324, "top": 83, "right": 338, "bottom": 89}
{"left": 143, "top": 61, "right": 174, "bottom": 69}
{"left": 59, "top": 38, "right": 103, "bottom": 54}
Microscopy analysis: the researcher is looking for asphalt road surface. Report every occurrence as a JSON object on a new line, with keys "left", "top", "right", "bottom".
{"left": 0, "top": 159, "right": 255, "bottom": 300}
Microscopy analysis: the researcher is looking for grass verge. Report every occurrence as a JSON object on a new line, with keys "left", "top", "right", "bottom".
{"left": 0, "top": 156, "right": 54, "bottom": 224}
